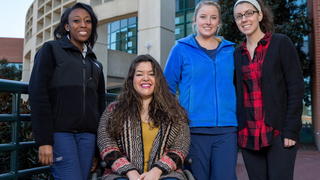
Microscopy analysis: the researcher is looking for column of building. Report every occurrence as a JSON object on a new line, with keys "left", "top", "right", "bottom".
{"left": 137, "top": 0, "right": 175, "bottom": 67}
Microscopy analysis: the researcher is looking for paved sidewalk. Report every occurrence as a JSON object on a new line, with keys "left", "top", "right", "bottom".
{"left": 236, "top": 145, "right": 320, "bottom": 180}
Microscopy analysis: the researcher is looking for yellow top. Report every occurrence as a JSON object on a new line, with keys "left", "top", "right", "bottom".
{"left": 142, "top": 121, "right": 159, "bottom": 172}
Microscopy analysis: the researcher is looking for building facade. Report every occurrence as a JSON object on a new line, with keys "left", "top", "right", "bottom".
{"left": 22, "top": 0, "right": 207, "bottom": 87}
{"left": 22, "top": 0, "right": 176, "bottom": 88}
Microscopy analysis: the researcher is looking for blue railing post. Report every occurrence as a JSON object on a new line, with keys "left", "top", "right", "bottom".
{"left": 0, "top": 79, "right": 51, "bottom": 179}
{"left": 10, "top": 93, "right": 20, "bottom": 180}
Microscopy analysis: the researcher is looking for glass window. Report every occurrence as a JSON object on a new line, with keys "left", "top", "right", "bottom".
{"left": 115, "top": 31, "right": 121, "bottom": 40}
{"left": 110, "top": 43, "right": 116, "bottom": 49}
{"left": 107, "top": 17, "right": 137, "bottom": 54}
{"left": 116, "top": 41, "right": 121, "bottom": 50}
{"left": 185, "top": 0, "right": 196, "bottom": 9}
{"left": 176, "top": 0, "right": 184, "bottom": 11}
{"left": 120, "top": 19, "right": 127, "bottom": 28}
{"left": 186, "top": 10, "right": 194, "bottom": 22}
{"left": 119, "top": 31, "right": 127, "bottom": 40}
{"left": 175, "top": 13, "right": 184, "bottom": 24}
{"left": 186, "top": 22, "right": 193, "bottom": 35}
{"left": 120, "top": 40, "right": 127, "bottom": 51}
{"left": 110, "top": 32, "right": 116, "bottom": 42}
{"left": 128, "top": 37, "right": 137, "bottom": 52}
{"left": 128, "top": 17, "right": 136, "bottom": 26}
{"left": 128, "top": 26, "right": 137, "bottom": 35}
{"left": 175, "top": 24, "right": 185, "bottom": 40}
{"left": 175, "top": 0, "right": 203, "bottom": 39}
{"left": 110, "top": 21, "right": 120, "bottom": 32}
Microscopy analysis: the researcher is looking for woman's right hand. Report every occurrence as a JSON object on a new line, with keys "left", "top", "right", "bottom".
{"left": 126, "top": 170, "right": 140, "bottom": 180}
{"left": 38, "top": 145, "right": 53, "bottom": 165}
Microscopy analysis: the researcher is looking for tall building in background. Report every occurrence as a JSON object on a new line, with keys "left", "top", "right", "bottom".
{"left": 22, "top": 0, "right": 176, "bottom": 89}
{"left": 22, "top": 0, "right": 209, "bottom": 87}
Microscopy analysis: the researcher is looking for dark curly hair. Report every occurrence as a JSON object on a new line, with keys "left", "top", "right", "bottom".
{"left": 53, "top": 2, "right": 98, "bottom": 48}
{"left": 107, "top": 54, "right": 188, "bottom": 138}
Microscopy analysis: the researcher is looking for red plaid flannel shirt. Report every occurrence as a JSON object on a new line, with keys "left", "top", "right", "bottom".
{"left": 238, "top": 33, "right": 280, "bottom": 150}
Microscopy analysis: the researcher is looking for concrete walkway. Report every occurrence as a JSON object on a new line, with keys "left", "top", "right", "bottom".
{"left": 236, "top": 145, "right": 320, "bottom": 180}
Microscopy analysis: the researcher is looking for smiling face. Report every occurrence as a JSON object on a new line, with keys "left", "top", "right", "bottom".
{"left": 234, "top": 2, "right": 263, "bottom": 37}
{"left": 133, "top": 61, "right": 155, "bottom": 100}
{"left": 195, "top": 5, "right": 220, "bottom": 39}
{"left": 65, "top": 8, "right": 92, "bottom": 50}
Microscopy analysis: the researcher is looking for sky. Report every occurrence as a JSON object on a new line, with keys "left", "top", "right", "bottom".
{"left": 0, "top": 0, "right": 34, "bottom": 38}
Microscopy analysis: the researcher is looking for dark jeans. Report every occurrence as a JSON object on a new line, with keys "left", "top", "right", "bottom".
{"left": 241, "top": 136, "right": 298, "bottom": 180}
{"left": 51, "top": 132, "right": 96, "bottom": 180}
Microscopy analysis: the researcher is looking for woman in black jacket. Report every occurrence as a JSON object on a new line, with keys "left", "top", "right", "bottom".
{"left": 29, "top": 3, "right": 106, "bottom": 179}
{"left": 233, "top": 0, "right": 304, "bottom": 179}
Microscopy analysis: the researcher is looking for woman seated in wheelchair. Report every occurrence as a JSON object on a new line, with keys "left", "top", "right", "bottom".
{"left": 98, "top": 54, "right": 190, "bottom": 180}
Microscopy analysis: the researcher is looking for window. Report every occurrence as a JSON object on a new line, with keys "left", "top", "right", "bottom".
{"left": 107, "top": 17, "right": 137, "bottom": 54}
{"left": 175, "top": 0, "right": 198, "bottom": 39}
{"left": 175, "top": 0, "right": 217, "bottom": 39}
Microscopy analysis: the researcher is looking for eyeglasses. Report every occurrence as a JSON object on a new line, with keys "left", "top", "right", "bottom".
{"left": 234, "top": 10, "right": 259, "bottom": 21}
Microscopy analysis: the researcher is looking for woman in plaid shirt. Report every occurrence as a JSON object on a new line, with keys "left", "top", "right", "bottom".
{"left": 233, "top": 0, "right": 304, "bottom": 179}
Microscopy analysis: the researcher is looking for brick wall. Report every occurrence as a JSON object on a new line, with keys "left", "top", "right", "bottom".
{"left": 311, "top": 0, "right": 320, "bottom": 149}
{"left": 0, "top": 38, "right": 23, "bottom": 63}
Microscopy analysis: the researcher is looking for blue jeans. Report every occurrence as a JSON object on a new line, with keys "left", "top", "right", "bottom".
{"left": 51, "top": 132, "right": 96, "bottom": 180}
{"left": 188, "top": 131, "right": 238, "bottom": 180}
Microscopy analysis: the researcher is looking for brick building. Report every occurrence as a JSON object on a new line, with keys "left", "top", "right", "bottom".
{"left": 310, "top": 0, "right": 320, "bottom": 150}
{"left": 0, "top": 37, "right": 24, "bottom": 70}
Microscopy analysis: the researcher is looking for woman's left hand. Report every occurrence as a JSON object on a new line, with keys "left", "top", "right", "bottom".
{"left": 140, "top": 167, "right": 162, "bottom": 180}
{"left": 284, "top": 138, "right": 296, "bottom": 147}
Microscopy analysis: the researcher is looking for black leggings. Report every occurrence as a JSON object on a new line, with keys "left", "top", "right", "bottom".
{"left": 241, "top": 136, "right": 298, "bottom": 180}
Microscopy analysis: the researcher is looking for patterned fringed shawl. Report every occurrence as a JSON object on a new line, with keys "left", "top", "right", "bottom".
{"left": 97, "top": 104, "right": 190, "bottom": 180}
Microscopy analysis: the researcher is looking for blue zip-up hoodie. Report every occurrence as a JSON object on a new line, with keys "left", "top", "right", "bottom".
{"left": 164, "top": 34, "right": 238, "bottom": 127}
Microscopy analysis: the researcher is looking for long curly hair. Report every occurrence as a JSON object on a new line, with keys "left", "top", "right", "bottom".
{"left": 107, "top": 54, "right": 188, "bottom": 138}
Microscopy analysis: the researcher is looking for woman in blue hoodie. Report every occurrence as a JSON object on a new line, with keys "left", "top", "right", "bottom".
{"left": 164, "top": 1, "right": 238, "bottom": 180}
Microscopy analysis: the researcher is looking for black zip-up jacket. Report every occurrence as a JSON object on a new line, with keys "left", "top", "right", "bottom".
{"left": 29, "top": 37, "right": 106, "bottom": 146}
{"left": 234, "top": 33, "right": 304, "bottom": 141}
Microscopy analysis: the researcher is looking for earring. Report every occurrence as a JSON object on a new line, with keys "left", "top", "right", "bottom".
{"left": 66, "top": 24, "right": 70, "bottom": 32}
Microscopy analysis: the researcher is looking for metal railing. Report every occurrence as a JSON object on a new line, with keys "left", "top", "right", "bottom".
{"left": 0, "top": 79, "right": 117, "bottom": 179}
